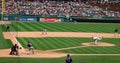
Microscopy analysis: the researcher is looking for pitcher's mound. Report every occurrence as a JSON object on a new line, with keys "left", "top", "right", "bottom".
{"left": 82, "top": 42, "right": 115, "bottom": 46}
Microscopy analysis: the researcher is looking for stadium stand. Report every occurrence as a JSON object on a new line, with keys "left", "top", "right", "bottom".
{"left": 0, "top": 0, "right": 120, "bottom": 18}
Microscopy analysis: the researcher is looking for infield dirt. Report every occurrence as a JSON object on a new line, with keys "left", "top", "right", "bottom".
{"left": 0, "top": 21, "right": 120, "bottom": 58}
{"left": 1, "top": 32, "right": 119, "bottom": 58}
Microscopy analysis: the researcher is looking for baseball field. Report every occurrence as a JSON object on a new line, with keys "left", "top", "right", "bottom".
{"left": 0, "top": 21, "right": 120, "bottom": 63}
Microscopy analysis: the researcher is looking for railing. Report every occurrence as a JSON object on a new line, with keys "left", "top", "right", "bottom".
{"left": 0, "top": 14, "right": 120, "bottom": 23}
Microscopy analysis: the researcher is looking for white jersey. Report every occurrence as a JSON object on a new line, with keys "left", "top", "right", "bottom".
{"left": 93, "top": 37, "right": 102, "bottom": 40}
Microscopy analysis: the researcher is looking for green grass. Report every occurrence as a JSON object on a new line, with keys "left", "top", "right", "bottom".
{"left": 17, "top": 37, "right": 120, "bottom": 54}
{"left": 57, "top": 38, "right": 120, "bottom": 54}
{"left": 17, "top": 37, "right": 92, "bottom": 50}
{"left": 58, "top": 46, "right": 120, "bottom": 54}
{"left": 0, "top": 22, "right": 120, "bottom": 63}
{"left": 0, "top": 39, "right": 13, "bottom": 49}
{"left": 10, "top": 22, "right": 120, "bottom": 33}
{"left": 0, "top": 25, "right": 13, "bottom": 49}
{"left": 0, "top": 56, "right": 120, "bottom": 63}
{"left": 10, "top": 22, "right": 120, "bottom": 54}
{"left": 0, "top": 22, "right": 120, "bottom": 49}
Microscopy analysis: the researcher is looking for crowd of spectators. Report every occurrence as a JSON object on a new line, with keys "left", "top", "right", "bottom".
{"left": 87, "top": 0, "right": 120, "bottom": 12}
{"left": 0, "top": 1, "right": 2, "bottom": 14}
{"left": 0, "top": 0, "right": 120, "bottom": 18}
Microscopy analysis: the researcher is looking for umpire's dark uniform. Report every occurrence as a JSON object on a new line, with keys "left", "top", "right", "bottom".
{"left": 6, "top": 25, "right": 10, "bottom": 32}
{"left": 114, "top": 29, "right": 118, "bottom": 33}
{"left": 9, "top": 44, "right": 18, "bottom": 55}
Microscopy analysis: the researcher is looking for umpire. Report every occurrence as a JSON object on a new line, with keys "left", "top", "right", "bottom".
{"left": 9, "top": 44, "right": 19, "bottom": 55}
{"left": 6, "top": 25, "right": 10, "bottom": 32}
{"left": 114, "top": 29, "right": 119, "bottom": 37}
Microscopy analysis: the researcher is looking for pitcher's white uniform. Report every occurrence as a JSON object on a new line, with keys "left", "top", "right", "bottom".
{"left": 93, "top": 37, "right": 102, "bottom": 45}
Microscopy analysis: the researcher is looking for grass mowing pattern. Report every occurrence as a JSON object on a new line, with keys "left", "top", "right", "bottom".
{"left": 57, "top": 38, "right": 120, "bottom": 54}
{"left": 0, "top": 56, "right": 120, "bottom": 63}
{"left": 17, "top": 37, "right": 92, "bottom": 50}
{"left": 0, "top": 25, "right": 13, "bottom": 49}
{"left": 17, "top": 37, "right": 120, "bottom": 54}
{"left": 0, "top": 22, "right": 120, "bottom": 63}
{"left": 0, "top": 22, "right": 120, "bottom": 49}
{"left": 10, "top": 22, "right": 120, "bottom": 33}
{"left": 58, "top": 46, "right": 120, "bottom": 54}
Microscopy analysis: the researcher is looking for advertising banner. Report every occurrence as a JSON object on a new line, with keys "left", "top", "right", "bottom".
{"left": 4, "top": 17, "right": 8, "bottom": 20}
{"left": 20, "top": 18, "right": 37, "bottom": 21}
{"left": 20, "top": 18, "right": 27, "bottom": 21}
{"left": 40, "top": 18, "right": 61, "bottom": 22}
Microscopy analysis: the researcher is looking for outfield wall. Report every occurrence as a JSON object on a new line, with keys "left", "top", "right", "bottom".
{"left": 72, "top": 18, "right": 120, "bottom": 23}
{"left": 0, "top": 14, "right": 120, "bottom": 23}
